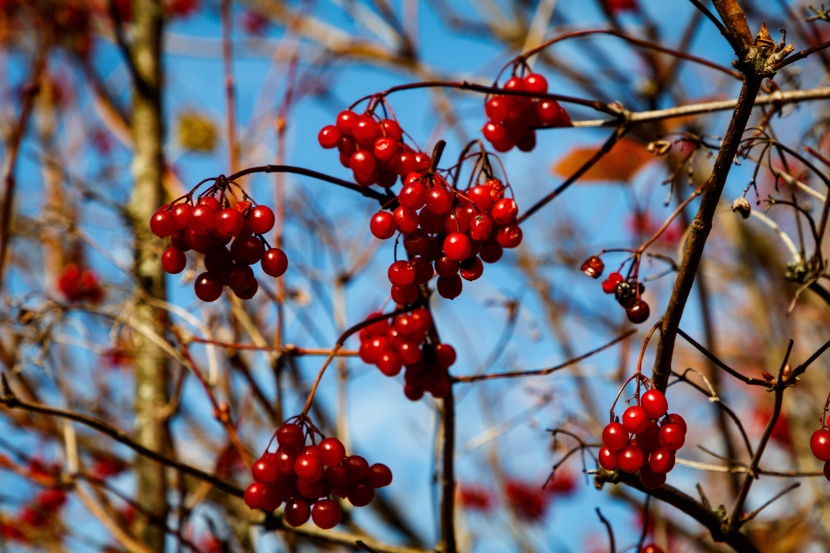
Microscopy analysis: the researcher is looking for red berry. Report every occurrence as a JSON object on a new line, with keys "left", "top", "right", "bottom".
{"left": 359, "top": 336, "right": 388, "bottom": 364}
{"left": 234, "top": 278, "right": 259, "bottom": 299}
{"left": 252, "top": 453, "right": 280, "bottom": 484}
{"left": 810, "top": 428, "right": 830, "bottom": 461}
{"left": 277, "top": 423, "right": 304, "bottom": 453}
{"left": 318, "top": 125, "right": 340, "bottom": 148}
{"left": 602, "top": 422, "right": 629, "bottom": 451}
{"left": 649, "top": 448, "right": 675, "bottom": 474}
{"left": 602, "top": 272, "right": 624, "bottom": 294}
{"left": 598, "top": 447, "right": 618, "bottom": 470}
{"left": 491, "top": 198, "right": 518, "bottom": 225}
{"left": 311, "top": 499, "right": 342, "bottom": 529}
{"left": 350, "top": 150, "right": 377, "bottom": 177}
{"left": 188, "top": 204, "right": 217, "bottom": 233}
{"left": 295, "top": 455, "right": 323, "bottom": 481}
{"left": 617, "top": 444, "right": 645, "bottom": 473}
{"left": 377, "top": 351, "right": 403, "bottom": 376}
{"left": 399, "top": 182, "right": 428, "bottom": 210}
{"left": 479, "top": 240, "right": 503, "bottom": 263}
{"left": 485, "top": 96, "right": 510, "bottom": 123}
{"left": 194, "top": 272, "right": 223, "bottom": 302}
{"left": 348, "top": 482, "right": 375, "bottom": 507}
{"left": 496, "top": 224, "right": 523, "bottom": 248}
{"left": 161, "top": 247, "right": 186, "bottom": 274}
{"left": 626, "top": 298, "right": 650, "bottom": 324}
{"left": 243, "top": 482, "right": 264, "bottom": 509}
{"left": 641, "top": 389, "right": 668, "bottom": 419}
{"left": 380, "top": 118, "right": 403, "bottom": 140}
{"left": 199, "top": 196, "right": 221, "bottom": 210}
{"left": 172, "top": 203, "right": 193, "bottom": 230}
{"left": 662, "top": 413, "right": 687, "bottom": 434}
{"left": 580, "top": 256, "right": 604, "bottom": 279}
{"left": 435, "top": 343, "right": 457, "bottom": 368}
{"left": 370, "top": 211, "right": 396, "bottom": 239}
{"left": 426, "top": 187, "right": 453, "bottom": 215}
{"left": 352, "top": 115, "right": 381, "bottom": 148}
{"left": 443, "top": 233, "right": 471, "bottom": 261}
{"left": 393, "top": 206, "right": 419, "bottom": 233}
{"left": 638, "top": 464, "right": 666, "bottom": 489}
{"left": 261, "top": 248, "right": 288, "bottom": 277}
{"left": 367, "top": 463, "right": 393, "bottom": 488}
{"left": 344, "top": 455, "right": 370, "bottom": 482}
{"left": 230, "top": 235, "right": 265, "bottom": 265}
{"left": 388, "top": 260, "right": 415, "bottom": 286}
{"left": 318, "top": 437, "right": 346, "bottom": 467}
{"left": 659, "top": 423, "right": 686, "bottom": 451}
{"left": 523, "top": 73, "right": 548, "bottom": 94}
{"left": 248, "top": 205, "right": 276, "bottom": 234}
{"left": 636, "top": 422, "right": 661, "bottom": 452}
{"left": 622, "top": 406, "right": 650, "bottom": 434}
{"left": 150, "top": 209, "right": 176, "bottom": 237}
{"left": 214, "top": 208, "right": 244, "bottom": 238}
{"left": 437, "top": 274, "right": 462, "bottom": 299}
{"left": 336, "top": 110, "right": 357, "bottom": 135}
{"left": 374, "top": 137, "right": 399, "bottom": 163}
{"left": 391, "top": 284, "right": 418, "bottom": 305}
{"left": 460, "top": 256, "right": 484, "bottom": 281}
{"left": 284, "top": 497, "right": 311, "bottom": 527}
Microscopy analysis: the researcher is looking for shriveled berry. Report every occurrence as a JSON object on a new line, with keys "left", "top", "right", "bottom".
{"left": 581, "top": 255, "right": 604, "bottom": 279}
{"left": 602, "top": 272, "right": 623, "bottom": 294}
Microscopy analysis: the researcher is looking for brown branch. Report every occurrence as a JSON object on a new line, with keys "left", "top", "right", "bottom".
{"left": 652, "top": 75, "right": 764, "bottom": 392}
{"left": 677, "top": 328, "right": 769, "bottom": 386}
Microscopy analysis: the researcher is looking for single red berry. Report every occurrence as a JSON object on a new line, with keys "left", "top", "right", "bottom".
{"left": 602, "top": 272, "right": 623, "bottom": 294}
{"left": 336, "top": 110, "right": 357, "bottom": 134}
{"left": 284, "top": 497, "right": 311, "bottom": 527}
{"left": 199, "top": 196, "right": 221, "bottom": 210}
{"left": 161, "top": 247, "right": 186, "bottom": 274}
{"left": 496, "top": 224, "right": 522, "bottom": 248}
{"left": 370, "top": 211, "right": 396, "bottom": 239}
{"left": 469, "top": 214, "right": 493, "bottom": 242}
{"left": 403, "top": 229, "right": 430, "bottom": 256}
{"left": 393, "top": 206, "right": 419, "bottom": 233}
{"left": 226, "top": 265, "right": 255, "bottom": 292}
{"left": 150, "top": 209, "right": 176, "bottom": 238}
{"left": 810, "top": 428, "right": 830, "bottom": 461}
{"left": 172, "top": 203, "right": 193, "bottom": 230}
{"left": 318, "top": 125, "right": 340, "bottom": 148}
{"left": 443, "top": 233, "right": 471, "bottom": 261}
{"left": 580, "top": 255, "right": 604, "bottom": 279}
{"left": 377, "top": 351, "right": 403, "bottom": 376}
{"left": 626, "top": 298, "right": 650, "bottom": 324}
{"left": 485, "top": 96, "right": 510, "bottom": 123}
{"left": 617, "top": 444, "right": 645, "bottom": 473}
{"left": 295, "top": 455, "right": 323, "bottom": 481}
{"left": 243, "top": 482, "right": 264, "bottom": 509}
{"left": 391, "top": 284, "right": 418, "bottom": 305}
{"left": 252, "top": 453, "right": 280, "bottom": 484}
{"left": 230, "top": 235, "right": 265, "bottom": 265}
{"left": 234, "top": 278, "right": 259, "bottom": 299}
{"left": 399, "top": 182, "right": 428, "bottom": 210}
{"left": 277, "top": 423, "right": 305, "bottom": 453}
{"left": 479, "top": 240, "right": 503, "bottom": 263}
{"left": 482, "top": 121, "right": 507, "bottom": 143}
{"left": 598, "top": 447, "right": 618, "bottom": 471}
{"left": 659, "top": 423, "right": 686, "bottom": 451}
{"left": 359, "top": 336, "right": 388, "bottom": 364}
{"left": 426, "top": 186, "right": 453, "bottom": 215}
{"left": 460, "top": 256, "right": 484, "bottom": 281}
{"left": 435, "top": 343, "right": 457, "bottom": 368}
{"left": 214, "top": 208, "right": 244, "bottom": 238}
{"left": 649, "top": 448, "right": 676, "bottom": 474}
{"left": 641, "top": 389, "right": 668, "bottom": 419}
{"left": 311, "top": 499, "right": 342, "bottom": 529}
{"left": 639, "top": 464, "right": 666, "bottom": 489}
{"left": 194, "top": 272, "right": 223, "bottom": 302}
{"left": 602, "top": 422, "right": 630, "bottom": 451}
{"left": 411, "top": 256, "right": 435, "bottom": 284}
{"left": 348, "top": 482, "right": 375, "bottom": 507}
{"left": 387, "top": 260, "right": 415, "bottom": 287}
{"left": 374, "top": 137, "right": 399, "bottom": 163}
{"left": 344, "top": 455, "right": 370, "bottom": 482}
{"left": 261, "top": 248, "right": 288, "bottom": 277}
{"left": 636, "top": 422, "right": 661, "bottom": 451}
{"left": 380, "top": 118, "right": 403, "bottom": 140}
{"left": 318, "top": 437, "right": 346, "bottom": 467}
{"left": 622, "top": 406, "right": 650, "bottom": 434}
{"left": 352, "top": 115, "right": 381, "bottom": 148}
{"left": 437, "top": 274, "right": 462, "bottom": 299}
{"left": 248, "top": 205, "right": 276, "bottom": 235}
{"left": 523, "top": 73, "right": 548, "bottom": 94}
{"left": 188, "top": 204, "right": 217, "bottom": 233}
{"left": 491, "top": 198, "right": 519, "bottom": 225}
{"left": 276, "top": 449, "right": 296, "bottom": 474}
{"left": 367, "top": 463, "right": 393, "bottom": 488}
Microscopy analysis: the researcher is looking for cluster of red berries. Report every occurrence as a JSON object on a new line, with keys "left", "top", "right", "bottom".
{"left": 582, "top": 255, "right": 650, "bottom": 324}
{"left": 243, "top": 421, "right": 392, "bottom": 529}
{"left": 318, "top": 110, "right": 430, "bottom": 188}
{"left": 809, "top": 426, "right": 830, "bottom": 481}
{"left": 483, "top": 72, "right": 571, "bottom": 153}
{"left": 598, "top": 389, "right": 686, "bottom": 489}
{"left": 150, "top": 193, "right": 287, "bottom": 302}
{"left": 358, "top": 309, "right": 456, "bottom": 401}
{"left": 371, "top": 175, "right": 522, "bottom": 302}
{"left": 57, "top": 263, "right": 103, "bottom": 303}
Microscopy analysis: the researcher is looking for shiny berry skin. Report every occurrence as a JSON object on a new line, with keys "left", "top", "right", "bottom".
{"left": 491, "top": 198, "right": 518, "bottom": 225}
{"left": 435, "top": 343, "right": 457, "bottom": 368}
{"left": 374, "top": 137, "right": 399, "bottom": 162}
{"left": 377, "top": 350, "right": 403, "bottom": 376}
{"left": 234, "top": 279, "right": 259, "bottom": 299}
{"left": 199, "top": 196, "right": 221, "bottom": 210}
{"left": 261, "top": 248, "right": 288, "bottom": 277}
{"left": 367, "top": 463, "right": 393, "bottom": 488}
{"left": 641, "top": 389, "right": 668, "bottom": 419}
{"left": 636, "top": 422, "right": 661, "bottom": 452}
{"left": 352, "top": 115, "right": 380, "bottom": 148}
{"left": 370, "top": 212, "right": 396, "bottom": 239}
{"left": 161, "top": 247, "right": 186, "bottom": 274}
{"left": 617, "top": 444, "right": 645, "bottom": 473}
{"left": 248, "top": 205, "right": 276, "bottom": 234}
{"left": 194, "top": 272, "right": 223, "bottom": 302}
{"left": 662, "top": 413, "right": 687, "bottom": 434}
{"left": 252, "top": 453, "right": 280, "bottom": 484}
{"left": 622, "top": 406, "right": 650, "bottom": 434}
{"left": 601, "top": 422, "right": 629, "bottom": 451}
{"left": 496, "top": 224, "right": 523, "bottom": 248}
{"left": 230, "top": 235, "right": 265, "bottom": 265}
{"left": 391, "top": 284, "right": 418, "bottom": 305}
{"left": 188, "top": 204, "right": 217, "bottom": 233}
{"left": 437, "top": 274, "right": 462, "bottom": 299}
{"left": 388, "top": 260, "right": 415, "bottom": 286}
{"left": 602, "top": 272, "right": 623, "bottom": 294}
{"left": 393, "top": 206, "right": 419, "bottom": 233}
{"left": 344, "top": 455, "right": 370, "bottom": 482}
{"left": 295, "top": 455, "right": 323, "bottom": 481}
{"left": 648, "top": 448, "right": 675, "bottom": 474}
{"left": 598, "top": 447, "right": 618, "bottom": 470}
{"left": 311, "top": 499, "right": 342, "bottom": 529}
{"left": 460, "top": 256, "right": 484, "bottom": 281}
{"left": 479, "top": 240, "right": 503, "bottom": 263}
{"left": 277, "top": 423, "right": 304, "bottom": 453}
{"left": 443, "top": 233, "right": 471, "bottom": 261}
{"left": 284, "top": 497, "right": 311, "bottom": 527}
{"left": 426, "top": 187, "right": 453, "bottom": 215}
{"left": 485, "top": 96, "right": 510, "bottom": 123}
{"left": 810, "top": 428, "right": 830, "bottom": 461}
{"left": 318, "top": 125, "right": 340, "bottom": 148}
{"left": 399, "top": 182, "right": 428, "bottom": 210}
{"left": 638, "top": 464, "right": 666, "bottom": 489}
{"left": 214, "top": 208, "right": 244, "bottom": 238}
{"left": 347, "top": 482, "right": 375, "bottom": 507}
{"left": 523, "top": 73, "right": 548, "bottom": 94}
{"left": 243, "top": 482, "right": 264, "bottom": 509}
{"left": 258, "top": 484, "right": 283, "bottom": 511}
{"left": 626, "top": 298, "right": 650, "bottom": 324}
{"left": 172, "top": 203, "right": 193, "bottom": 229}
{"left": 580, "top": 256, "right": 604, "bottom": 279}
{"left": 318, "top": 437, "right": 346, "bottom": 467}
{"left": 150, "top": 209, "right": 176, "bottom": 237}
{"left": 659, "top": 423, "right": 686, "bottom": 451}
{"left": 469, "top": 214, "right": 493, "bottom": 242}
{"left": 641, "top": 545, "right": 665, "bottom": 553}
{"left": 336, "top": 110, "right": 357, "bottom": 134}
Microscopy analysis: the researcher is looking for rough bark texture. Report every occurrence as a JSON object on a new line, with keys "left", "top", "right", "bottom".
{"left": 129, "top": 1, "right": 169, "bottom": 549}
